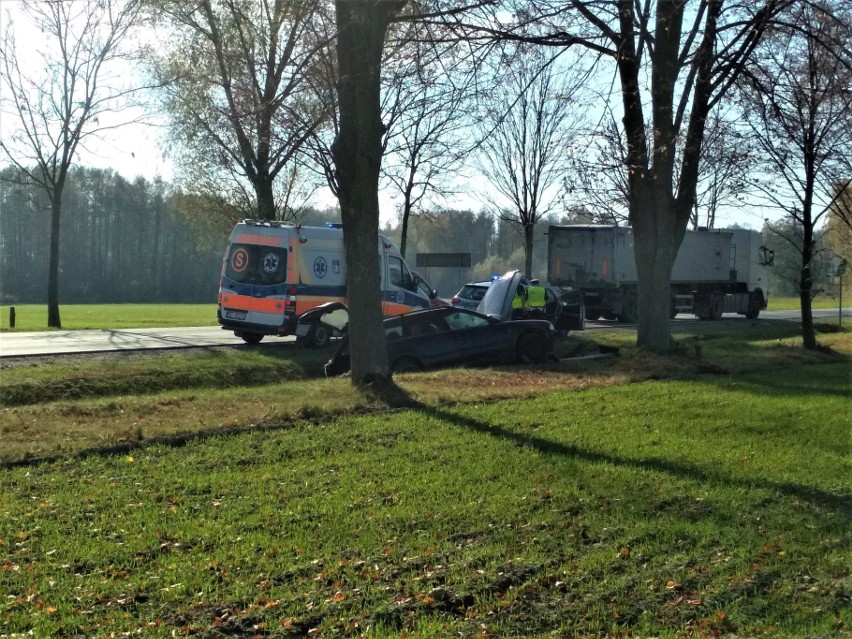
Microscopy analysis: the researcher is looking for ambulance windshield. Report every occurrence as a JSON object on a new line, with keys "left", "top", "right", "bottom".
{"left": 225, "top": 244, "right": 288, "bottom": 285}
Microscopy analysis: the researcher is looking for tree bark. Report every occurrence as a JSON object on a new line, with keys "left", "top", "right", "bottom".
{"left": 631, "top": 182, "right": 685, "bottom": 351}
{"left": 800, "top": 217, "right": 817, "bottom": 349}
{"left": 523, "top": 223, "right": 534, "bottom": 279}
{"left": 333, "top": 0, "right": 406, "bottom": 385}
{"left": 255, "top": 176, "right": 276, "bottom": 221}
{"left": 47, "top": 192, "right": 62, "bottom": 328}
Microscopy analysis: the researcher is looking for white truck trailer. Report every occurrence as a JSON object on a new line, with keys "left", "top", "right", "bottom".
{"left": 546, "top": 225, "right": 774, "bottom": 322}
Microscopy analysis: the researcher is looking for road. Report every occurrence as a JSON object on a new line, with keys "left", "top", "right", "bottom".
{"left": 0, "top": 326, "right": 294, "bottom": 357}
{"left": 584, "top": 308, "right": 851, "bottom": 331}
{"left": 0, "top": 309, "right": 848, "bottom": 358}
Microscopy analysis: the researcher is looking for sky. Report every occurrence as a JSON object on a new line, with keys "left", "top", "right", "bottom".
{"left": 0, "top": 0, "right": 774, "bottom": 232}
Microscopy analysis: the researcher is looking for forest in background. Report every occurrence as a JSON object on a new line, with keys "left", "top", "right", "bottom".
{"left": 0, "top": 166, "right": 223, "bottom": 304}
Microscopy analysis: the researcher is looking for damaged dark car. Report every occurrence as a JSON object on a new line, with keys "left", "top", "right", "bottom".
{"left": 323, "top": 274, "right": 556, "bottom": 376}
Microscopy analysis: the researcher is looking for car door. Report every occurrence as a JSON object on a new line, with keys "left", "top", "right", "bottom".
{"left": 392, "top": 310, "right": 460, "bottom": 368}
{"left": 442, "top": 309, "right": 515, "bottom": 366}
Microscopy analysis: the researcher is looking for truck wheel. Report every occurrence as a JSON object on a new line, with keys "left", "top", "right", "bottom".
{"left": 745, "top": 294, "right": 761, "bottom": 319}
{"left": 517, "top": 332, "right": 548, "bottom": 364}
{"left": 310, "top": 323, "right": 330, "bottom": 348}
{"left": 618, "top": 295, "right": 638, "bottom": 324}
{"left": 241, "top": 332, "right": 263, "bottom": 345}
{"left": 709, "top": 294, "right": 724, "bottom": 320}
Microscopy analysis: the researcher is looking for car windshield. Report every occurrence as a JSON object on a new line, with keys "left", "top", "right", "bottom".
{"left": 461, "top": 285, "right": 487, "bottom": 300}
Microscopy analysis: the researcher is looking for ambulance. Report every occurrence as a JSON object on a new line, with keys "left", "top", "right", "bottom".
{"left": 217, "top": 220, "right": 430, "bottom": 344}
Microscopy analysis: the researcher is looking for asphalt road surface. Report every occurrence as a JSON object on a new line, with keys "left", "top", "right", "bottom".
{"left": 0, "top": 326, "right": 293, "bottom": 357}
{"left": 0, "top": 308, "right": 848, "bottom": 358}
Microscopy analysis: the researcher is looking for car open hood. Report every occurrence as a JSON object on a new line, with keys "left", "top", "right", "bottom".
{"left": 476, "top": 270, "right": 522, "bottom": 321}
{"left": 299, "top": 301, "right": 349, "bottom": 330}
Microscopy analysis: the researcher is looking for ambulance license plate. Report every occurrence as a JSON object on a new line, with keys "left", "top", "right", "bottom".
{"left": 225, "top": 310, "right": 247, "bottom": 320}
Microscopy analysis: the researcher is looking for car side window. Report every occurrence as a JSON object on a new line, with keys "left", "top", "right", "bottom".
{"left": 444, "top": 310, "right": 488, "bottom": 331}
{"left": 385, "top": 326, "right": 403, "bottom": 339}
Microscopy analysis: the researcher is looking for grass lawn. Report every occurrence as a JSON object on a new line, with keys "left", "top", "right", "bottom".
{"left": 0, "top": 324, "right": 850, "bottom": 637}
{"left": 0, "top": 304, "right": 218, "bottom": 331}
{"left": 768, "top": 295, "right": 842, "bottom": 311}
{"left": 0, "top": 296, "right": 846, "bottom": 332}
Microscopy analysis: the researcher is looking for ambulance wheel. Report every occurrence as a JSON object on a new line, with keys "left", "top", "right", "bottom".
{"left": 240, "top": 332, "right": 263, "bottom": 345}
{"left": 309, "top": 323, "right": 330, "bottom": 348}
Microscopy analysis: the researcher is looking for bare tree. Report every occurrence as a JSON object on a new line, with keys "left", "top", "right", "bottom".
{"left": 380, "top": 19, "right": 479, "bottom": 258}
{"left": 691, "top": 112, "right": 753, "bottom": 229}
{"left": 736, "top": 0, "right": 852, "bottom": 349}
{"left": 434, "top": 1, "right": 793, "bottom": 352}
{"left": 149, "top": 0, "right": 332, "bottom": 221}
{"left": 566, "top": 105, "right": 754, "bottom": 230}
{"left": 477, "top": 44, "right": 586, "bottom": 278}
{"left": 0, "top": 0, "right": 143, "bottom": 328}
{"left": 564, "top": 109, "right": 631, "bottom": 226}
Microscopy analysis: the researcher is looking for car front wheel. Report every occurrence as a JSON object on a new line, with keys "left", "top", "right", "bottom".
{"left": 310, "top": 323, "right": 330, "bottom": 348}
{"left": 517, "top": 332, "right": 548, "bottom": 364}
{"left": 240, "top": 332, "right": 264, "bottom": 345}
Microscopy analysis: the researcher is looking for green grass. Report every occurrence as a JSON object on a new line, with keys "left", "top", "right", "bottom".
{"left": 0, "top": 296, "right": 845, "bottom": 332}
{"left": 0, "top": 363, "right": 849, "bottom": 637}
{"left": 0, "top": 304, "right": 218, "bottom": 331}
{"left": 1, "top": 324, "right": 849, "bottom": 464}
{"left": 768, "top": 295, "right": 842, "bottom": 311}
{"left": 0, "top": 324, "right": 850, "bottom": 636}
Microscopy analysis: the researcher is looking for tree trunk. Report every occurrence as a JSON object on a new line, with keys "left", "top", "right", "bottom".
{"left": 523, "top": 223, "right": 534, "bottom": 279}
{"left": 631, "top": 184, "right": 685, "bottom": 352}
{"left": 399, "top": 191, "right": 412, "bottom": 258}
{"left": 800, "top": 228, "right": 817, "bottom": 350}
{"left": 47, "top": 192, "right": 62, "bottom": 328}
{"left": 333, "top": 0, "right": 404, "bottom": 385}
{"left": 256, "top": 177, "right": 276, "bottom": 221}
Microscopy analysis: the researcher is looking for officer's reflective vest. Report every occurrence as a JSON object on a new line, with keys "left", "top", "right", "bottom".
{"left": 511, "top": 289, "right": 526, "bottom": 309}
{"left": 527, "top": 285, "right": 546, "bottom": 309}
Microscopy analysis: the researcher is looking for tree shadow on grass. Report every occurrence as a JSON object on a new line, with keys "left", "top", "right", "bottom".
{"left": 707, "top": 358, "right": 851, "bottom": 400}
{"left": 397, "top": 392, "right": 851, "bottom": 517}
{"left": 5, "top": 370, "right": 848, "bottom": 522}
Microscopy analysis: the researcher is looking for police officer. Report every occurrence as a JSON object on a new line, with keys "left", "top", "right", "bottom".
{"left": 511, "top": 280, "right": 527, "bottom": 319}
{"left": 525, "top": 279, "right": 547, "bottom": 318}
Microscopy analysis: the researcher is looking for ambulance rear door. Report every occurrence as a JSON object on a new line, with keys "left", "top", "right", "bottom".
{"left": 220, "top": 226, "right": 290, "bottom": 331}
